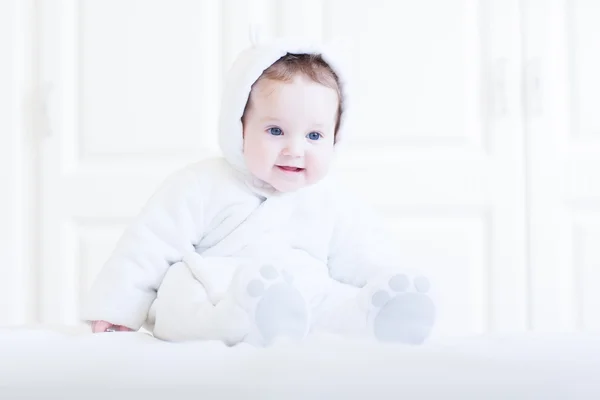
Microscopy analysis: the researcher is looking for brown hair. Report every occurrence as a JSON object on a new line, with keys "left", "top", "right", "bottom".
{"left": 242, "top": 53, "right": 343, "bottom": 140}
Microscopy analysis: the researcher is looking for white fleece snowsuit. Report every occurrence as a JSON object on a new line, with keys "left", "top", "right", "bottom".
{"left": 83, "top": 37, "right": 435, "bottom": 347}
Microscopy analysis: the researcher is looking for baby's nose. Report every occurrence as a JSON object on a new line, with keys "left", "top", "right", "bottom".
{"left": 283, "top": 138, "right": 304, "bottom": 156}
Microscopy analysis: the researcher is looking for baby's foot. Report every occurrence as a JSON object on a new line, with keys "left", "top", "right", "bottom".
{"left": 368, "top": 274, "right": 435, "bottom": 344}
{"left": 231, "top": 264, "right": 309, "bottom": 346}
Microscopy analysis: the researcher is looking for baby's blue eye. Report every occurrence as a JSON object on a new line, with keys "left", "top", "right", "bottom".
{"left": 307, "top": 132, "right": 321, "bottom": 141}
{"left": 268, "top": 127, "right": 282, "bottom": 136}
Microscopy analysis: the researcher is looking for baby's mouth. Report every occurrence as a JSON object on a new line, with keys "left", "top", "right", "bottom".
{"left": 276, "top": 165, "right": 304, "bottom": 172}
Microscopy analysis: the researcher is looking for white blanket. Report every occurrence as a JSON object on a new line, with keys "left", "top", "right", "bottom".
{"left": 1, "top": 326, "right": 599, "bottom": 400}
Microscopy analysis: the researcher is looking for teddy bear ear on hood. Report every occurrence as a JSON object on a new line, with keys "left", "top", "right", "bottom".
{"left": 249, "top": 24, "right": 266, "bottom": 47}
{"left": 216, "top": 30, "right": 353, "bottom": 175}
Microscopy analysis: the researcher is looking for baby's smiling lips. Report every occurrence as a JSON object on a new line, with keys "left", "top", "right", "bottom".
{"left": 276, "top": 165, "right": 304, "bottom": 172}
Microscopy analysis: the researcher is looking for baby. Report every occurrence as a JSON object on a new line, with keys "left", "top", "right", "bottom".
{"left": 84, "top": 37, "right": 435, "bottom": 346}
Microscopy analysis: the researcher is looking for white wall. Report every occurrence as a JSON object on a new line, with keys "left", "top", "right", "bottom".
{"left": 1, "top": 0, "right": 599, "bottom": 336}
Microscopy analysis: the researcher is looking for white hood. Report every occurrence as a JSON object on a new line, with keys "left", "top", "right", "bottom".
{"left": 217, "top": 36, "right": 351, "bottom": 176}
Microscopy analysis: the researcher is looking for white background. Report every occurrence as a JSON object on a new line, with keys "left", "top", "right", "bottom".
{"left": 1, "top": 0, "right": 599, "bottom": 338}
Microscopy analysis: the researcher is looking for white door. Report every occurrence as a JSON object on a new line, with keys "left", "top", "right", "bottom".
{"left": 38, "top": 0, "right": 528, "bottom": 337}
{"left": 524, "top": 0, "right": 600, "bottom": 332}
{"left": 37, "top": 0, "right": 227, "bottom": 325}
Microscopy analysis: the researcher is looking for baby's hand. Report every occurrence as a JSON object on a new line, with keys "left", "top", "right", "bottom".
{"left": 91, "top": 320, "right": 134, "bottom": 333}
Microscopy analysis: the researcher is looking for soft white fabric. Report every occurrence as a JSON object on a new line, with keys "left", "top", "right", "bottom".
{"left": 148, "top": 250, "right": 411, "bottom": 346}
{"left": 83, "top": 159, "right": 418, "bottom": 339}
{"left": 83, "top": 36, "right": 433, "bottom": 345}
{"left": 2, "top": 327, "right": 600, "bottom": 400}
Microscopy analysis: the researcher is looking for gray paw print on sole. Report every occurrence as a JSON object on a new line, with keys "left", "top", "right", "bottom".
{"left": 246, "top": 265, "right": 308, "bottom": 346}
{"left": 371, "top": 274, "right": 436, "bottom": 345}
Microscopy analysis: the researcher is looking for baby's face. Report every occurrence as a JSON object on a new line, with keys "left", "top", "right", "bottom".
{"left": 242, "top": 75, "right": 338, "bottom": 192}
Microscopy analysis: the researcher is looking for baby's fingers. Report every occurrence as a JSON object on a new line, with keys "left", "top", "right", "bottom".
{"left": 91, "top": 320, "right": 112, "bottom": 333}
{"left": 115, "top": 325, "right": 134, "bottom": 332}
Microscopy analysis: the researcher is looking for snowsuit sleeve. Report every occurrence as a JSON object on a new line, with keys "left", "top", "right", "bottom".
{"left": 82, "top": 166, "right": 207, "bottom": 330}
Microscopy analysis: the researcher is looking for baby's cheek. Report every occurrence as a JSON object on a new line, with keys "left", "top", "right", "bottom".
{"left": 307, "top": 159, "right": 331, "bottom": 183}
